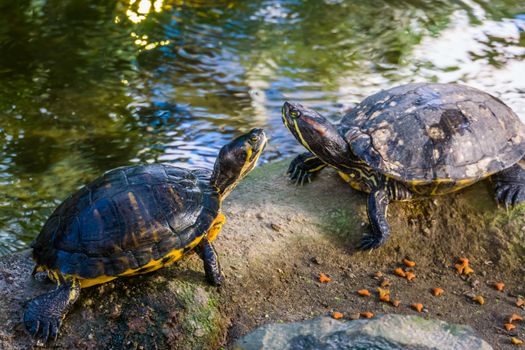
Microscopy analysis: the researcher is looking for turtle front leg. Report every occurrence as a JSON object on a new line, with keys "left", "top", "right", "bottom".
{"left": 360, "top": 188, "right": 390, "bottom": 250}
{"left": 492, "top": 161, "right": 525, "bottom": 207}
{"left": 288, "top": 152, "right": 327, "bottom": 185}
{"left": 24, "top": 277, "right": 80, "bottom": 343}
{"left": 198, "top": 238, "right": 224, "bottom": 286}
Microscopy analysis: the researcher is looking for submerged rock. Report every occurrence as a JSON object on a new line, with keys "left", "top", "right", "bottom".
{"left": 233, "top": 314, "right": 493, "bottom": 350}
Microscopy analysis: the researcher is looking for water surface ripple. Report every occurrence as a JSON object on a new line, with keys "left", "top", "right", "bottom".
{"left": 0, "top": 0, "right": 524, "bottom": 254}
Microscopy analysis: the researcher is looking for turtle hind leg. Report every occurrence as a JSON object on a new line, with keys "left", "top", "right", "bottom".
{"left": 24, "top": 277, "right": 80, "bottom": 343}
{"left": 287, "top": 152, "right": 327, "bottom": 185}
{"left": 492, "top": 162, "right": 525, "bottom": 207}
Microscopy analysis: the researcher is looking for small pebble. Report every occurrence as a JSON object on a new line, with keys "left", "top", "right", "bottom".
{"left": 270, "top": 223, "right": 282, "bottom": 232}
{"left": 311, "top": 257, "right": 323, "bottom": 265}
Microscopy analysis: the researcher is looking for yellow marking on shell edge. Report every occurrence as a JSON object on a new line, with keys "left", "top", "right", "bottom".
{"left": 37, "top": 213, "right": 228, "bottom": 289}
{"left": 338, "top": 171, "right": 371, "bottom": 193}
{"left": 308, "top": 165, "right": 326, "bottom": 173}
{"left": 207, "top": 213, "right": 225, "bottom": 242}
{"left": 36, "top": 239, "right": 200, "bottom": 289}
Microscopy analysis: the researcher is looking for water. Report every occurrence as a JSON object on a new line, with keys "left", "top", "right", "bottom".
{"left": 0, "top": 0, "right": 524, "bottom": 255}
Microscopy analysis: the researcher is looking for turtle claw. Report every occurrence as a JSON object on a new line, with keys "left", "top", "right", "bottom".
{"left": 287, "top": 152, "right": 326, "bottom": 186}
{"left": 206, "top": 271, "right": 224, "bottom": 287}
{"left": 493, "top": 163, "right": 525, "bottom": 208}
{"left": 494, "top": 183, "right": 525, "bottom": 208}
{"left": 24, "top": 312, "right": 59, "bottom": 343}
{"left": 24, "top": 279, "right": 79, "bottom": 343}
{"left": 359, "top": 232, "right": 385, "bottom": 251}
{"left": 288, "top": 164, "right": 312, "bottom": 185}
{"left": 288, "top": 163, "right": 313, "bottom": 186}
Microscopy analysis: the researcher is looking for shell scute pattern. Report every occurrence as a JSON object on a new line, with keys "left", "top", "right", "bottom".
{"left": 32, "top": 164, "right": 219, "bottom": 279}
{"left": 341, "top": 83, "right": 525, "bottom": 182}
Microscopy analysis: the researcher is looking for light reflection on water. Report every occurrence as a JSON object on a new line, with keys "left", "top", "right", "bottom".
{"left": 0, "top": 0, "right": 524, "bottom": 254}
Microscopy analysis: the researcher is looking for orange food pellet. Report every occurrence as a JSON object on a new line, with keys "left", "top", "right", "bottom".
{"left": 319, "top": 273, "right": 331, "bottom": 283}
{"left": 357, "top": 289, "right": 371, "bottom": 297}
{"left": 494, "top": 282, "right": 505, "bottom": 291}
{"left": 454, "top": 264, "right": 465, "bottom": 274}
{"left": 432, "top": 287, "right": 444, "bottom": 297}
{"left": 411, "top": 303, "right": 423, "bottom": 312}
{"left": 505, "top": 323, "right": 517, "bottom": 331}
{"left": 509, "top": 314, "right": 524, "bottom": 323}
{"left": 472, "top": 295, "right": 485, "bottom": 305}
{"left": 331, "top": 311, "right": 344, "bottom": 320}
{"left": 373, "top": 271, "right": 383, "bottom": 279}
{"left": 517, "top": 298, "right": 525, "bottom": 308}
{"left": 458, "top": 257, "right": 469, "bottom": 265}
{"left": 377, "top": 287, "right": 390, "bottom": 302}
{"left": 494, "top": 282, "right": 505, "bottom": 292}
{"left": 391, "top": 299, "right": 401, "bottom": 307}
{"left": 360, "top": 311, "right": 374, "bottom": 319}
{"left": 511, "top": 337, "right": 523, "bottom": 345}
{"left": 403, "top": 258, "right": 416, "bottom": 267}
{"left": 394, "top": 267, "right": 406, "bottom": 277}
{"left": 405, "top": 271, "right": 416, "bottom": 282}
{"left": 454, "top": 257, "right": 473, "bottom": 275}
{"left": 463, "top": 266, "right": 474, "bottom": 275}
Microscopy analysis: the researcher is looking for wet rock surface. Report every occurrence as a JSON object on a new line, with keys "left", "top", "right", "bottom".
{"left": 233, "top": 315, "right": 493, "bottom": 350}
{"left": 1, "top": 160, "right": 524, "bottom": 349}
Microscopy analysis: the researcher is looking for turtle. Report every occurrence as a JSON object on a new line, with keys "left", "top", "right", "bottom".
{"left": 24, "top": 128, "right": 267, "bottom": 343}
{"left": 281, "top": 83, "right": 525, "bottom": 250}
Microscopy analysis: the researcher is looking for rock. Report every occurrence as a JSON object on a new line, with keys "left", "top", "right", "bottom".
{"left": 0, "top": 251, "right": 226, "bottom": 350}
{"left": 233, "top": 315, "right": 493, "bottom": 350}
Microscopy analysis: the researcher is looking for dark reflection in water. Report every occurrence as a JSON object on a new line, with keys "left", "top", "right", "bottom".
{"left": 0, "top": 0, "right": 524, "bottom": 254}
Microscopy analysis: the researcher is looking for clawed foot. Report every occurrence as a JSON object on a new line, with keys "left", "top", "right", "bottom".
{"left": 287, "top": 160, "right": 313, "bottom": 186}
{"left": 206, "top": 271, "right": 224, "bottom": 287}
{"left": 494, "top": 183, "right": 525, "bottom": 208}
{"left": 287, "top": 153, "right": 325, "bottom": 186}
{"left": 24, "top": 279, "right": 80, "bottom": 343}
{"left": 358, "top": 231, "right": 386, "bottom": 251}
{"left": 24, "top": 297, "right": 63, "bottom": 343}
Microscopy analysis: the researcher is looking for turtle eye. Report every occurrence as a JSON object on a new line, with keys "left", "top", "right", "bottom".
{"left": 289, "top": 110, "right": 300, "bottom": 119}
{"left": 249, "top": 135, "right": 259, "bottom": 143}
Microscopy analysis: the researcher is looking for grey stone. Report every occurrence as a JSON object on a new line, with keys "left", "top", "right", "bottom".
{"left": 233, "top": 314, "right": 492, "bottom": 350}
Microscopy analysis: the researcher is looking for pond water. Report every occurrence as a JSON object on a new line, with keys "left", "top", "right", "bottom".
{"left": 0, "top": 0, "right": 524, "bottom": 254}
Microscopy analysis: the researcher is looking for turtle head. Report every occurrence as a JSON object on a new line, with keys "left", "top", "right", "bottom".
{"left": 282, "top": 101, "right": 350, "bottom": 167}
{"left": 212, "top": 128, "right": 267, "bottom": 198}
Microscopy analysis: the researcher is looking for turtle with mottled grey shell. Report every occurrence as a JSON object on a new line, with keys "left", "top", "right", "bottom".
{"left": 282, "top": 83, "right": 525, "bottom": 249}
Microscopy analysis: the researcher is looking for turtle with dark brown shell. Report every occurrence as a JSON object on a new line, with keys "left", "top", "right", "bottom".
{"left": 282, "top": 83, "right": 525, "bottom": 249}
{"left": 24, "top": 129, "right": 267, "bottom": 343}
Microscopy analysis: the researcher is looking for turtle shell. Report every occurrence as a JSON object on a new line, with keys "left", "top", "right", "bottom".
{"left": 32, "top": 164, "right": 219, "bottom": 279}
{"left": 339, "top": 83, "right": 525, "bottom": 182}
